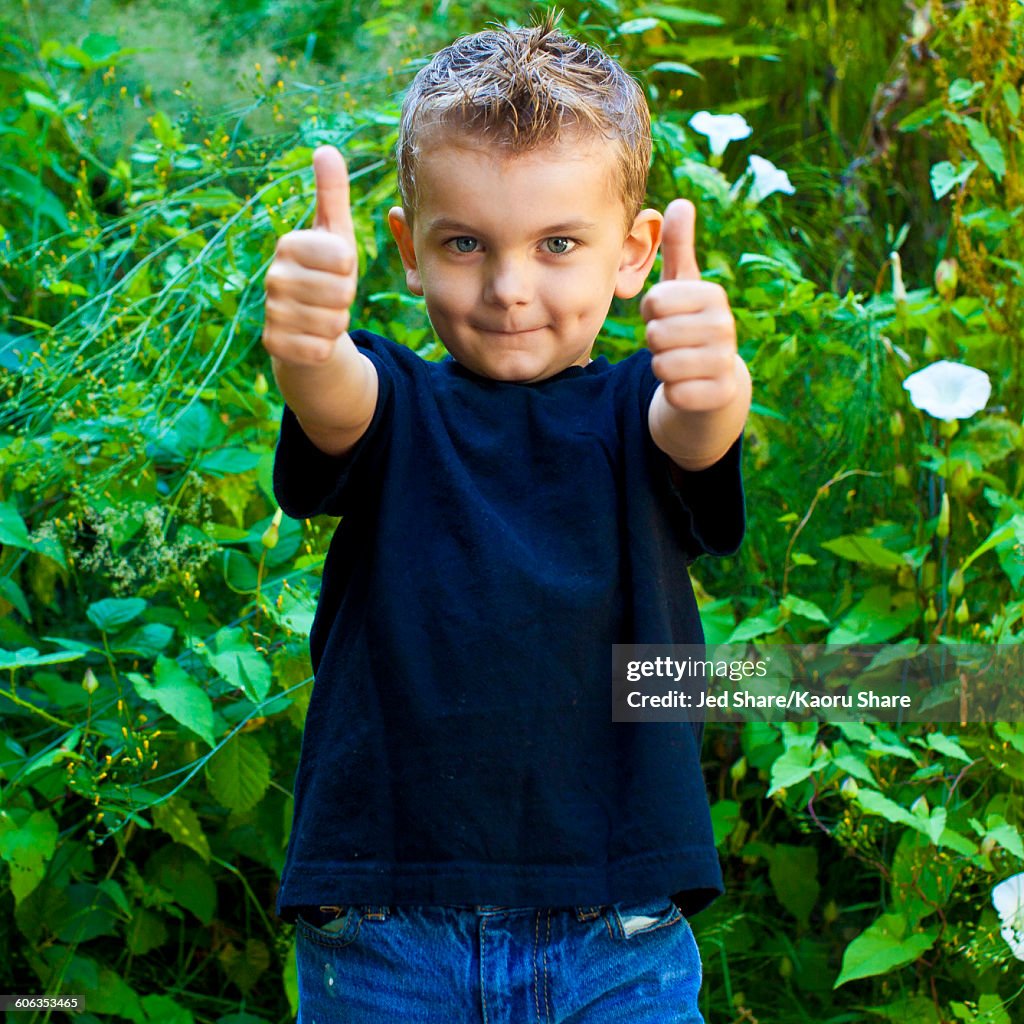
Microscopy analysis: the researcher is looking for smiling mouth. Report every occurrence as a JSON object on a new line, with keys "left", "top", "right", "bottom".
{"left": 479, "top": 326, "right": 545, "bottom": 335}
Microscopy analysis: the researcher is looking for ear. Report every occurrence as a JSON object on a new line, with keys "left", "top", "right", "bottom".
{"left": 613, "top": 208, "right": 663, "bottom": 299}
{"left": 387, "top": 206, "right": 423, "bottom": 296}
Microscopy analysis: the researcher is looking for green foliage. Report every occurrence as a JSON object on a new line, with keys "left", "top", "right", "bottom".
{"left": 1, "top": 1, "right": 1023, "bottom": 1022}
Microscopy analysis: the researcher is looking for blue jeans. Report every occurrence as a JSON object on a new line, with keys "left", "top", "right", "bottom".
{"left": 294, "top": 896, "right": 705, "bottom": 1022}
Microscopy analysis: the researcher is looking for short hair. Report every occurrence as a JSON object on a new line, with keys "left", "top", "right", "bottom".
{"left": 395, "top": 12, "right": 651, "bottom": 228}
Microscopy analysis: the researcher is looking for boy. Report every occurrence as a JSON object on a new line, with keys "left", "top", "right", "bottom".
{"left": 264, "top": 14, "right": 750, "bottom": 1022}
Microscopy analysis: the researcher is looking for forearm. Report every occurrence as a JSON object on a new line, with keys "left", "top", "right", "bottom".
{"left": 648, "top": 354, "right": 752, "bottom": 472}
{"left": 271, "top": 332, "right": 378, "bottom": 456}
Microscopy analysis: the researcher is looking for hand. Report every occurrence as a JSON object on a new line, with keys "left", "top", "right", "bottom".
{"left": 262, "top": 145, "right": 359, "bottom": 366}
{"left": 640, "top": 199, "right": 739, "bottom": 413}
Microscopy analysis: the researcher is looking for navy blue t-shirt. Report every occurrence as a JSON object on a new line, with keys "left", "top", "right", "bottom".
{"left": 272, "top": 330, "right": 745, "bottom": 921}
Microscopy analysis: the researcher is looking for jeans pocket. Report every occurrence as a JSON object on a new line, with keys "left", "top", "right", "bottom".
{"left": 606, "top": 895, "right": 683, "bottom": 941}
{"left": 296, "top": 906, "right": 364, "bottom": 948}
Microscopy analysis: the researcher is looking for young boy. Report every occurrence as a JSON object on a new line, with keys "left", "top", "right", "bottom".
{"left": 264, "top": 14, "right": 750, "bottom": 1022}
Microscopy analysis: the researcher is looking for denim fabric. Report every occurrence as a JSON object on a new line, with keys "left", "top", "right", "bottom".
{"left": 294, "top": 895, "right": 705, "bottom": 1023}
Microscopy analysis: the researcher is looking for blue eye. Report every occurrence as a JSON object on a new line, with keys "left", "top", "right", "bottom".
{"left": 545, "top": 237, "right": 576, "bottom": 254}
{"left": 450, "top": 237, "right": 478, "bottom": 253}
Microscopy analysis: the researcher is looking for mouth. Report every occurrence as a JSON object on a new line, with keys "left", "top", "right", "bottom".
{"left": 477, "top": 325, "right": 545, "bottom": 336}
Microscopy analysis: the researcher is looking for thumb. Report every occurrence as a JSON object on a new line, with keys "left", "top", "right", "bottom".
{"left": 659, "top": 198, "right": 701, "bottom": 283}
{"left": 313, "top": 145, "right": 354, "bottom": 238}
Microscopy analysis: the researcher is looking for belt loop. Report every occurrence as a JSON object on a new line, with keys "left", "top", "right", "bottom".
{"left": 575, "top": 905, "right": 603, "bottom": 921}
{"left": 362, "top": 905, "right": 389, "bottom": 920}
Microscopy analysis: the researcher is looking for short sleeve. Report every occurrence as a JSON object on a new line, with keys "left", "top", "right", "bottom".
{"left": 272, "top": 345, "right": 393, "bottom": 520}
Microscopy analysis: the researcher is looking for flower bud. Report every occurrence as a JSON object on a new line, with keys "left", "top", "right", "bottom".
{"left": 779, "top": 956, "right": 794, "bottom": 979}
{"left": 948, "top": 568, "right": 965, "bottom": 599}
{"left": 840, "top": 776, "right": 859, "bottom": 800}
{"left": 981, "top": 836, "right": 997, "bottom": 856}
{"left": 950, "top": 464, "right": 970, "bottom": 499}
{"left": 730, "top": 756, "right": 747, "bottom": 782}
{"left": 936, "top": 493, "right": 950, "bottom": 539}
{"left": 897, "top": 564, "right": 914, "bottom": 590}
{"left": 955, "top": 598, "right": 970, "bottom": 624}
{"left": 939, "top": 418, "right": 959, "bottom": 439}
{"left": 925, "top": 600, "right": 938, "bottom": 624}
{"left": 934, "top": 258, "right": 958, "bottom": 300}
{"left": 823, "top": 899, "right": 840, "bottom": 924}
{"left": 923, "top": 334, "right": 940, "bottom": 358}
{"left": 890, "top": 411, "right": 905, "bottom": 438}
{"left": 82, "top": 668, "right": 99, "bottom": 694}
{"left": 261, "top": 507, "right": 284, "bottom": 549}
{"left": 894, "top": 464, "right": 911, "bottom": 488}
{"left": 254, "top": 372, "right": 269, "bottom": 396}
{"left": 814, "top": 741, "right": 830, "bottom": 761}
{"left": 922, "top": 561, "right": 937, "bottom": 590}
{"left": 910, "top": 795, "right": 929, "bottom": 816}
{"left": 891, "top": 251, "right": 908, "bottom": 309}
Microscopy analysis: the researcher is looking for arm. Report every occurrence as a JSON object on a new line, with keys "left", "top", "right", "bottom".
{"left": 648, "top": 354, "right": 751, "bottom": 472}
{"left": 641, "top": 198, "right": 751, "bottom": 472}
{"left": 262, "top": 145, "right": 378, "bottom": 457}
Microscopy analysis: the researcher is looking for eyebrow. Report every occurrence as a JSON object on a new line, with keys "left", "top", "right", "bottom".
{"left": 425, "top": 217, "right": 599, "bottom": 235}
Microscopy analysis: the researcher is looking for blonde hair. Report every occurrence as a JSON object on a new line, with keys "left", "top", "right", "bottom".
{"left": 395, "top": 12, "right": 651, "bottom": 228}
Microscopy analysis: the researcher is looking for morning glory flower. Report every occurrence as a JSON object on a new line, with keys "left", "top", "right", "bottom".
{"left": 992, "top": 872, "right": 1024, "bottom": 961}
{"left": 688, "top": 111, "right": 752, "bottom": 156}
{"left": 746, "top": 155, "right": 796, "bottom": 203}
{"left": 903, "top": 360, "right": 992, "bottom": 420}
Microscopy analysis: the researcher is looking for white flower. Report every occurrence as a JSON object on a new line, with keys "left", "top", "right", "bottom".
{"left": 992, "top": 873, "right": 1024, "bottom": 961}
{"left": 903, "top": 360, "right": 992, "bottom": 420}
{"left": 688, "top": 111, "right": 752, "bottom": 156}
{"left": 746, "top": 155, "right": 796, "bottom": 203}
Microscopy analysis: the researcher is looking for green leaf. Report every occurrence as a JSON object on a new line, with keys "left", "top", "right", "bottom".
{"left": 780, "top": 594, "right": 830, "bottom": 624}
{"left": 820, "top": 534, "right": 904, "bottom": 569}
{"left": 87, "top": 597, "right": 147, "bottom": 633}
{"left": 151, "top": 795, "right": 211, "bottom": 863}
{"left": 768, "top": 746, "right": 814, "bottom": 796}
{"left": 1003, "top": 82, "right": 1021, "bottom": 119}
{"left": 930, "top": 160, "right": 977, "bottom": 200}
{"left": 769, "top": 843, "right": 818, "bottom": 927}
{"left": 648, "top": 60, "right": 701, "bottom": 77}
{"left": 205, "top": 734, "right": 270, "bottom": 813}
{"left": 637, "top": 5, "right": 725, "bottom": 25}
{"left": 200, "top": 627, "right": 271, "bottom": 703}
{"left": 948, "top": 78, "right": 984, "bottom": 105}
{"left": 962, "top": 116, "right": 1006, "bottom": 180}
{"left": 0, "top": 577, "right": 31, "bottom": 619}
{"left": 129, "top": 657, "right": 216, "bottom": 747}
{"left": 727, "top": 606, "right": 782, "bottom": 642}
{"left": 0, "top": 808, "right": 59, "bottom": 904}
{"left": 618, "top": 17, "right": 662, "bottom": 34}
{"left": 834, "top": 913, "right": 937, "bottom": 987}
{"left": 0, "top": 502, "right": 32, "bottom": 549}
{"left": 925, "top": 732, "right": 972, "bottom": 764}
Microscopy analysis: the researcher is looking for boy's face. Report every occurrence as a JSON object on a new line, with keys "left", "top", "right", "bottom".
{"left": 388, "top": 132, "right": 661, "bottom": 383}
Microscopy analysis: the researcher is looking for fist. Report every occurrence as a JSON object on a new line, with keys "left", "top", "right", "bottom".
{"left": 640, "top": 199, "right": 739, "bottom": 413}
{"left": 262, "top": 145, "right": 358, "bottom": 366}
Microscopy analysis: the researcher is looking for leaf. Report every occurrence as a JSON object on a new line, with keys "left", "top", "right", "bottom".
{"left": 648, "top": 61, "right": 701, "bottom": 77}
{"left": 0, "top": 502, "right": 32, "bottom": 549}
{"left": 637, "top": 5, "right": 725, "bottom": 26}
{"left": 780, "top": 594, "right": 830, "bottom": 624}
{"left": 205, "top": 734, "right": 271, "bottom": 813}
{"left": 727, "top": 606, "right": 782, "bottom": 642}
{"left": 925, "top": 732, "right": 972, "bottom": 764}
{"left": 151, "top": 795, "right": 211, "bottom": 863}
{"left": 820, "top": 534, "right": 904, "bottom": 569}
{"left": 87, "top": 597, "right": 147, "bottom": 633}
{"left": 0, "top": 809, "right": 59, "bottom": 904}
{"left": 834, "top": 913, "right": 937, "bottom": 987}
{"left": 768, "top": 746, "right": 814, "bottom": 796}
{"left": 129, "top": 657, "right": 216, "bottom": 748}
{"left": 618, "top": 17, "right": 662, "bottom": 34}
{"left": 963, "top": 117, "right": 1006, "bottom": 180}
{"left": 769, "top": 843, "right": 819, "bottom": 927}
{"left": 201, "top": 627, "right": 271, "bottom": 703}
{"left": 930, "top": 160, "right": 977, "bottom": 200}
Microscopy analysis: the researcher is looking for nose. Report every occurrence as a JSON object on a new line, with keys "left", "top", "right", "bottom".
{"left": 483, "top": 255, "right": 532, "bottom": 308}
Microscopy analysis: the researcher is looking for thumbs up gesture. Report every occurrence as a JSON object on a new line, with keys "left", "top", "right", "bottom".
{"left": 640, "top": 199, "right": 739, "bottom": 413}
{"left": 263, "top": 145, "right": 359, "bottom": 366}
